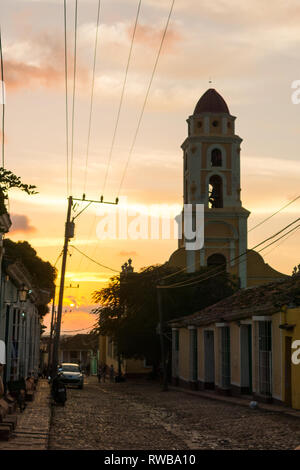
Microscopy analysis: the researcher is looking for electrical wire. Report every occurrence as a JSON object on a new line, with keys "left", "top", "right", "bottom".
{"left": 70, "top": 244, "right": 120, "bottom": 272}
{"left": 159, "top": 218, "right": 300, "bottom": 289}
{"left": 102, "top": 0, "right": 142, "bottom": 196}
{"left": 159, "top": 214, "right": 300, "bottom": 283}
{"left": 83, "top": 0, "right": 102, "bottom": 195}
{"left": 77, "top": 1, "right": 142, "bottom": 275}
{"left": 63, "top": 0, "right": 70, "bottom": 196}
{"left": 248, "top": 195, "right": 300, "bottom": 232}
{"left": 263, "top": 224, "right": 300, "bottom": 257}
{"left": 0, "top": 26, "right": 5, "bottom": 167}
{"left": 116, "top": 0, "right": 175, "bottom": 198}
{"left": 70, "top": 0, "right": 78, "bottom": 195}
{"left": 61, "top": 324, "right": 95, "bottom": 333}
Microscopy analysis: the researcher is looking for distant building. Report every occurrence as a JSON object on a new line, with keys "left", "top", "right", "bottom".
{"left": 170, "top": 273, "right": 300, "bottom": 410}
{"left": 99, "top": 335, "right": 152, "bottom": 378}
{"left": 58, "top": 334, "right": 99, "bottom": 375}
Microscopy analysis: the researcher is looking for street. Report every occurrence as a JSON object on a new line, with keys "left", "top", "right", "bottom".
{"left": 48, "top": 377, "right": 300, "bottom": 450}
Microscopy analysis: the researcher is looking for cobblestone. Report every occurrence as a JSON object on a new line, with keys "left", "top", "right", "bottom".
{"left": 48, "top": 377, "right": 300, "bottom": 450}
{"left": 0, "top": 379, "right": 51, "bottom": 450}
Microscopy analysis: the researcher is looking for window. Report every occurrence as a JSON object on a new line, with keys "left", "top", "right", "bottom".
{"left": 208, "top": 175, "right": 223, "bottom": 208}
{"left": 212, "top": 120, "right": 219, "bottom": 127}
{"left": 211, "top": 148, "right": 222, "bottom": 167}
{"left": 197, "top": 121, "right": 202, "bottom": 128}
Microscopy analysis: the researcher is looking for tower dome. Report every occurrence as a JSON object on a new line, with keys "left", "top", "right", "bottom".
{"left": 193, "top": 88, "right": 230, "bottom": 115}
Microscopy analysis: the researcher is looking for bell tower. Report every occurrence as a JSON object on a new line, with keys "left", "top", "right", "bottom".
{"left": 173, "top": 88, "right": 250, "bottom": 287}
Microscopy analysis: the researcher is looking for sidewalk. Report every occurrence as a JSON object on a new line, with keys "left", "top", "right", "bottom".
{"left": 0, "top": 379, "right": 52, "bottom": 450}
{"left": 170, "top": 385, "right": 300, "bottom": 419}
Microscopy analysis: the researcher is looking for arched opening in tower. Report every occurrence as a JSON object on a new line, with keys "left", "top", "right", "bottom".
{"left": 207, "top": 253, "right": 227, "bottom": 272}
{"left": 208, "top": 175, "right": 223, "bottom": 208}
{"left": 211, "top": 148, "right": 222, "bottom": 167}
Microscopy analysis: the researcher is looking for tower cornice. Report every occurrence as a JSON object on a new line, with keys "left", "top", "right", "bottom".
{"left": 181, "top": 135, "right": 243, "bottom": 150}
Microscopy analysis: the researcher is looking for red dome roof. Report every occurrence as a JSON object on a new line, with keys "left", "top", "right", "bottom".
{"left": 193, "top": 88, "right": 230, "bottom": 115}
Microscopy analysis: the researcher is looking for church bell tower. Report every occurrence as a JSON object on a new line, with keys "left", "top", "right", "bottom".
{"left": 170, "top": 88, "right": 250, "bottom": 287}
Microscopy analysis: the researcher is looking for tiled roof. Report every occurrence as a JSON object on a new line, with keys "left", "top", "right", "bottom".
{"left": 170, "top": 273, "right": 300, "bottom": 328}
{"left": 59, "top": 334, "right": 98, "bottom": 350}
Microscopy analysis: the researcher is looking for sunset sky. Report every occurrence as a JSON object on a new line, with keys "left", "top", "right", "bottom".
{"left": 1, "top": 0, "right": 300, "bottom": 334}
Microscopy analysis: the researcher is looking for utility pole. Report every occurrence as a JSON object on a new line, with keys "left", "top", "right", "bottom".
{"left": 52, "top": 196, "right": 74, "bottom": 374}
{"left": 117, "top": 259, "right": 134, "bottom": 380}
{"left": 51, "top": 194, "right": 118, "bottom": 376}
{"left": 157, "top": 281, "right": 168, "bottom": 391}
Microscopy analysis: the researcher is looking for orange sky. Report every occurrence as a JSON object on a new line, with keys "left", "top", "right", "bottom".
{"left": 1, "top": 0, "right": 300, "bottom": 333}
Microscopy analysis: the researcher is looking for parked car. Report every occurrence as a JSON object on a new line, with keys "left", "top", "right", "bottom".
{"left": 58, "top": 363, "right": 84, "bottom": 389}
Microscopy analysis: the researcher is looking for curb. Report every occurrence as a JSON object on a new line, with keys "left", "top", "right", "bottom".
{"left": 169, "top": 386, "right": 300, "bottom": 420}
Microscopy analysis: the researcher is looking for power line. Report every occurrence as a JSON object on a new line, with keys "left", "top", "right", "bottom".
{"left": 63, "top": 0, "right": 70, "bottom": 196}
{"left": 70, "top": 0, "right": 78, "bottom": 195}
{"left": 0, "top": 25, "right": 5, "bottom": 167}
{"left": 70, "top": 244, "right": 119, "bottom": 272}
{"left": 79, "top": 1, "right": 143, "bottom": 273}
{"left": 263, "top": 224, "right": 300, "bottom": 257}
{"left": 248, "top": 195, "right": 300, "bottom": 232}
{"left": 160, "top": 212, "right": 300, "bottom": 283}
{"left": 83, "top": 0, "right": 102, "bottom": 195}
{"left": 102, "top": 0, "right": 142, "bottom": 196}
{"left": 116, "top": 0, "right": 175, "bottom": 198}
{"left": 61, "top": 325, "right": 95, "bottom": 333}
{"left": 54, "top": 249, "right": 63, "bottom": 268}
{"left": 159, "top": 217, "right": 300, "bottom": 289}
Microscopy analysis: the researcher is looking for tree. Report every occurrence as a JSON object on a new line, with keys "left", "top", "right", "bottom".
{"left": 0, "top": 167, "right": 37, "bottom": 214}
{"left": 92, "top": 264, "right": 239, "bottom": 372}
{"left": 3, "top": 239, "right": 57, "bottom": 313}
{"left": 292, "top": 265, "right": 300, "bottom": 276}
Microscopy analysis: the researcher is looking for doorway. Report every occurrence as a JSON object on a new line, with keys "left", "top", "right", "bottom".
{"left": 240, "top": 324, "right": 252, "bottom": 394}
{"left": 204, "top": 330, "right": 215, "bottom": 388}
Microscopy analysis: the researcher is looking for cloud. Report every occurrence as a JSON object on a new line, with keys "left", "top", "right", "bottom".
{"left": 4, "top": 33, "right": 88, "bottom": 91}
{"left": 10, "top": 214, "right": 36, "bottom": 234}
{"left": 127, "top": 23, "right": 182, "bottom": 52}
{"left": 118, "top": 250, "right": 138, "bottom": 257}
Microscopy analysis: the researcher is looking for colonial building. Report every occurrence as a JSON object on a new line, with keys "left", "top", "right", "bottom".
{"left": 170, "top": 273, "right": 300, "bottom": 410}
{"left": 98, "top": 335, "right": 152, "bottom": 378}
{"left": 0, "top": 200, "right": 50, "bottom": 384}
{"left": 169, "top": 88, "right": 285, "bottom": 288}
{"left": 58, "top": 334, "right": 99, "bottom": 375}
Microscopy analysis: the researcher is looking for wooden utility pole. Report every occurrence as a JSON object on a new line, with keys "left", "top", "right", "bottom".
{"left": 157, "top": 281, "right": 168, "bottom": 391}
{"left": 52, "top": 196, "right": 74, "bottom": 373}
{"left": 51, "top": 194, "right": 118, "bottom": 376}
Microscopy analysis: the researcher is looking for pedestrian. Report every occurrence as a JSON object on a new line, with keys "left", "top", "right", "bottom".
{"left": 97, "top": 363, "right": 102, "bottom": 383}
{"left": 109, "top": 364, "right": 114, "bottom": 383}
{"left": 102, "top": 363, "right": 107, "bottom": 383}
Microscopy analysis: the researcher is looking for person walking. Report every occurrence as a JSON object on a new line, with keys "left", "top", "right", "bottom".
{"left": 109, "top": 364, "right": 114, "bottom": 383}
{"left": 102, "top": 363, "right": 107, "bottom": 383}
{"left": 97, "top": 364, "right": 102, "bottom": 383}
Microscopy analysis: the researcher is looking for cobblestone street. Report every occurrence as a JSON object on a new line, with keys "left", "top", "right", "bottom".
{"left": 48, "top": 377, "right": 300, "bottom": 450}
